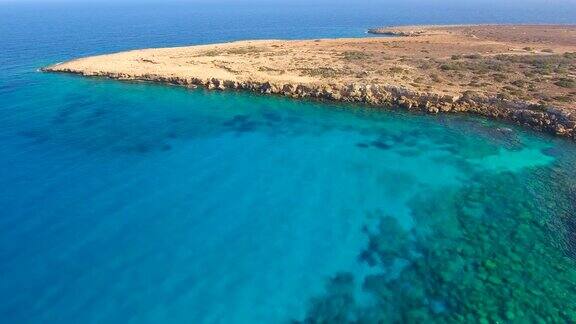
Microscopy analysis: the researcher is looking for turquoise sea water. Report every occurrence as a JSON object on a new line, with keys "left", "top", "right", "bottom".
{"left": 2, "top": 2, "right": 576, "bottom": 323}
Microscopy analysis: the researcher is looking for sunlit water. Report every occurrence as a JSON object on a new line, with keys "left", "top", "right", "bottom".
{"left": 1, "top": 2, "right": 576, "bottom": 323}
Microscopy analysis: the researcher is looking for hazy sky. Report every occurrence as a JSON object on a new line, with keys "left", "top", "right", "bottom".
{"left": 1, "top": 0, "right": 575, "bottom": 3}
{"left": 1, "top": 0, "right": 575, "bottom": 12}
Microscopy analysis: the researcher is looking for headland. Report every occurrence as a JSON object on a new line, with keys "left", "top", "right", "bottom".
{"left": 43, "top": 25, "right": 576, "bottom": 139}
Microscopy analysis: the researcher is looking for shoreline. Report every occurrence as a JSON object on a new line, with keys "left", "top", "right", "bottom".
{"left": 42, "top": 25, "right": 576, "bottom": 140}
{"left": 42, "top": 68, "right": 575, "bottom": 139}
{"left": 367, "top": 23, "right": 576, "bottom": 35}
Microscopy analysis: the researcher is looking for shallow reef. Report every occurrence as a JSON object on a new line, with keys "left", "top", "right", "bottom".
{"left": 299, "top": 165, "right": 576, "bottom": 323}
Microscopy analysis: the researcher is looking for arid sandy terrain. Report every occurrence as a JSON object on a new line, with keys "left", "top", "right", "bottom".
{"left": 44, "top": 25, "right": 576, "bottom": 139}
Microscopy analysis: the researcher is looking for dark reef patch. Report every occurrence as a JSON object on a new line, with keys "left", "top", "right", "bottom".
{"left": 297, "top": 167, "right": 576, "bottom": 323}
{"left": 301, "top": 273, "right": 357, "bottom": 323}
{"left": 261, "top": 111, "right": 283, "bottom": 123}
{"left": 222, "top": 114, "right": 261, "bottom": 133}
{"left": 370, "top": 141, "right": 391, "bottom": 150}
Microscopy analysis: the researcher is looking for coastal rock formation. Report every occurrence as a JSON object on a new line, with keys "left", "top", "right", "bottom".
{"left": 43, "top": 67, "right": 576, "bottom": 139}
{"left": 42, "top": 25, "right": 576, "bottom": 140}
{"left": 367, "top": 27, "right": 427, "bottom": 37}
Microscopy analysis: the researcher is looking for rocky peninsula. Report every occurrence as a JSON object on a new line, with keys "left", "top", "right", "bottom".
{"left": 43, "top": 25, "right": 576, "bottom": 139}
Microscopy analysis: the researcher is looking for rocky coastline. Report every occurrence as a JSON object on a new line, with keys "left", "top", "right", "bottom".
{"left": 367, "top": 28, "right": 427, "bottom": 37}
{"left": 43, "top": 67, "right": 576, "bottom": 140}
{"left": 41, "top": 25, "right": 576, "bottom": 141}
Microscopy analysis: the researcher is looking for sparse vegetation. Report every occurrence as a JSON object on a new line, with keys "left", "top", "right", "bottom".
{"left": 464, "top": 53, "right": 482, "bottom": 59}
{"left": 511, "top": 79, "right": 526, "bottom": 88}
{"left": 139, "top": 58, "right": 157, "bottom": 64}
{"left": 258, "top": 66, "right": 285, "bottom": 74}
{"left": 440, "top": 63, "right": 460, "bottom": 71}
{"left": 555, "top": 78, "right": 576, "bottom": 89}
{"left": 554, "top": 94, "right": 574, "bottom": 102}
{"left": 341, "top": 51, "right": 371, "bottom": 60}
{"left": 214, "top": 63, "right": 239, "bottom": 74}
{"left": 419, "top": 61, "right": 433, "bottom": 69}
{"left": 198, "top": 46, "right": 267, "bottom": 57}
{"left": 492, "top": 73, "right": 507, "bottom": 82}
{"left": 429, "top": 73, "right": 441, "bottom": 83}
{"left": 299, "top": 67, "right": 342, "bottom": 78}
{"left": 389, "top": 66, "right": 406, "bottom": 74}
{"left": 200, "top": 49, "right": 224, "bottom": 57}
{"left": 226, "top": 46, "right": 267, "bottom": 55}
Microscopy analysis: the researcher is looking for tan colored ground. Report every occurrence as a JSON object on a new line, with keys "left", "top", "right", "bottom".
{"left": 44, "top": 25, "right": 576, "bottom": 136}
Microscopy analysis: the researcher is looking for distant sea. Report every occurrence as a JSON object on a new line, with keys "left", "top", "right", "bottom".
{"left": 1, "top": 2, "right": 576, "bottom": 323}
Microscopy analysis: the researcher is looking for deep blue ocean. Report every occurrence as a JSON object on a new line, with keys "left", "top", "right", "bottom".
{"left": 2, "top": 1, "right": 576, "bottom": 323}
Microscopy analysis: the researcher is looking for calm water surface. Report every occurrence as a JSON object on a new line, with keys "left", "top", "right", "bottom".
{"left": 1, "top": 2, "right": 576, "bottom": 323}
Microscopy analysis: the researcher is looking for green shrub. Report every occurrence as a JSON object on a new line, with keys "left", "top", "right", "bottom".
{"left": 464, "top": 53, "right": 482, "bottom": 59}
{"left": 341, "top": 51, "right": 371, "bottom": 60}
{"left": 440, "top": 63, "right": 461, "bottom": 71}
{"left": 492, "top": 73, "right": 507, "bottom": 82}
{"left": 555, "top": 78, "right": 576, "bottom": 89}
